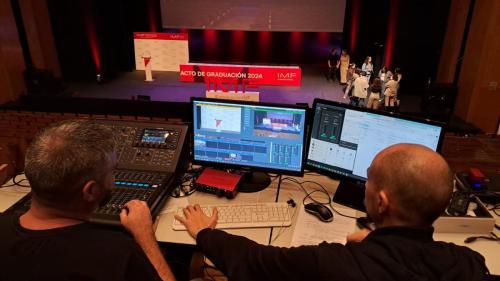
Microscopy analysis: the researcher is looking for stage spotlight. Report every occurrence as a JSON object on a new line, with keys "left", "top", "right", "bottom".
{"left": 97, "top": 73, "right": 102, "bottom": 83}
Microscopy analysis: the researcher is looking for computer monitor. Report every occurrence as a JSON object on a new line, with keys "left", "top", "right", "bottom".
{"left": 192, "top": 98, "right": 308, "bottom": 192}
{"left": 306, "top": 98, "right": 445, "bottom": 211}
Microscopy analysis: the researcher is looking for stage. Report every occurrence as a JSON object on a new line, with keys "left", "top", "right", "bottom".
{"left": 66, "top": 65, "right": 425, "bottom": 117}
{"left": 70, "top": 66, "right": 346, "bottom": 106}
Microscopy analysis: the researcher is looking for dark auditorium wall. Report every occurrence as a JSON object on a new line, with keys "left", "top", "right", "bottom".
{"left": 343, "top": 0, "right": 452, "bottom": 90}
{"left": 0, "top": 0, "right": 26, "bottom": 104}
{"left": 46, "top": 0, "right": 340, "bottom": 82}
{"left": 22, "top": 0, "right": 452, "bottom": 91}
{"left": 342, "top": 1, "right": 390, "bottom": 69}
{"left": 186, "top": 30, "right": 342, "bottom": 65}
{"left": 46, "top": 0, "right": 160, "bottom": 82}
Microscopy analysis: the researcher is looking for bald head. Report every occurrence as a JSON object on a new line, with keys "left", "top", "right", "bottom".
{"left": 368, "top": 144, "right": 453, "bottom": 226}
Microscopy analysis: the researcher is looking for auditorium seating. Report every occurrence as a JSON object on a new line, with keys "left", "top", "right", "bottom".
{"left": 0, "top": 109, "right": 185, "bottom": 183}
{"left": 1, "top": 108, "right": 497, "bottom": 185}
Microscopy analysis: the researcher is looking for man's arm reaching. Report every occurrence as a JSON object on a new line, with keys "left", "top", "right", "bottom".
{"left": 120, "top": 200, "right": 176, "bottom": 281}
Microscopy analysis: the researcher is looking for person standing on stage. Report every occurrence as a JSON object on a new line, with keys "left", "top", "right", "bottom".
{"left": 351, "top": 71, "right": 369, "bottom": 107}
{"left": 394, "top": 67, "right": 403, "bottom": 83}
{"left": 362, "top": 56, "right": 374, "bottom": 82}
{"left": 343, "top": 64, "right": 358, "bottom": 99}
{"left": 339, "top": 49, "right": 350, "bottom": 85}
{"left": 384, "top": 73, "right": 399, "bottom": 110}
{"left": 326, "top": 48, "right": 339, "bottom": 82}
{"left": 393, "top": 67, "right": 403, "bottom": 108}
{"left": 367, "top": 78, "right": 383, "bottom": 110}
{"left": 378, "top": 66, "right": 387, "bottom": 83}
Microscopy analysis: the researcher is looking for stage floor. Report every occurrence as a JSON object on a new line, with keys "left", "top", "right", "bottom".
{"left": 70, "top": 67, "right": 346, "bottom": 106}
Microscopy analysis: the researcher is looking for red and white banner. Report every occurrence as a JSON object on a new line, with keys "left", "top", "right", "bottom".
{"left": 133, "top": 33, "right": 188, "bottom": 41}
{"left": 179, "top": 63, "right": 301, "bottom": 87}
{"left": 134, "top": 32, "right": 189, "bottom": 72}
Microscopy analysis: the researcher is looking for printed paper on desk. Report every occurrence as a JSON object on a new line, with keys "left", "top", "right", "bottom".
{"left": 159, "top": 197, "right": 189, "bottom": 214}
{"left": 291, "top": 205, "right": 357, "bottom": 246}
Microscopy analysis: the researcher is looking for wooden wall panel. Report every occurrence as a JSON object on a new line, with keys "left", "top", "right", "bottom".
{"left": 0, "top": 0, "right": 26, "bottom": 104}
{"left": 436, "top": 0, "right": 470, "bottom": 83}
{"left": 455, "top": 0, "right": 500, "bottom": 134}
{"left": 19, "top": 0, "right": 61, "bottom": 77}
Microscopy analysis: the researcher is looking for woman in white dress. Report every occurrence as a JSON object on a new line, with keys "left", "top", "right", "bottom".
{"left": 362, "top": 56, "right": 374, "bottom": 82}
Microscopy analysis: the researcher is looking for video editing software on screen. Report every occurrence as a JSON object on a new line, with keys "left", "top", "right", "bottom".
{"left": 193, "top": 100, "right": 306, "bottom": 173}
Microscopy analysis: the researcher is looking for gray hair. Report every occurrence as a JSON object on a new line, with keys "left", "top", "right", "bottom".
{"left": 24, "top": 119, "right": 117, "bottom": 208}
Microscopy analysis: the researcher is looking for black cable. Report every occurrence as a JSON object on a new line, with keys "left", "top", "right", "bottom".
{"left": 464, "top": 232, "right": 500, "bottom": 244}
{"left": 269, "top": 175, "right": 283, "bottom": 245}
{"left": 169, "top": 167, "right": 202, "bottom": 198}
{"left": 275, "top": 174, "right": 283, "bottom": 202}
{"left": 1, "top": 173, "right": 30, "bottom": 188}
{"left": 281, "top": 177, "right": 358, "bottom": 219}
{"left": 490, "top": 204, "right": 500, "bottom": 216}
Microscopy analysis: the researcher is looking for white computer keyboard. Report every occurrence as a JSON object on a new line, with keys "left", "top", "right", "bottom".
{"left": 172, "top": 202, "right": 292, "bottom": 230}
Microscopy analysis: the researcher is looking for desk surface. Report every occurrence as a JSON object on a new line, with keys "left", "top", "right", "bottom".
{"left": 155, "top": 181, "right": 279, "bottom": 245}
{"left": 2, "top": 173, "right": 499, "bottom": 275}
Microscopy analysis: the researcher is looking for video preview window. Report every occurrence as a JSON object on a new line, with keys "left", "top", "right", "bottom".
{"left": 254, "top": 109, "right": 303, "bottom": 139}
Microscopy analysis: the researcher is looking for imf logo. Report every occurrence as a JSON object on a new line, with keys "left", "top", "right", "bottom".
{"left": 277, "top": 73, "right": 297, "bottom": 81}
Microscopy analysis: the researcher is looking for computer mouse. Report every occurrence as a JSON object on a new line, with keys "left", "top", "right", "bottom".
{"left": 304, "top": 203, "right": 333, "bottom": 222}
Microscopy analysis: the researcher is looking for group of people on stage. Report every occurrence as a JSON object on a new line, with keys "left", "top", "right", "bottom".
{"left": 326, "top": 48, "right": 402, "bottom": 111}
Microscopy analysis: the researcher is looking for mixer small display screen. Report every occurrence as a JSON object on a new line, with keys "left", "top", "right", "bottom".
{"left": 141, "top": 129, "right": 170, "bottom": 144}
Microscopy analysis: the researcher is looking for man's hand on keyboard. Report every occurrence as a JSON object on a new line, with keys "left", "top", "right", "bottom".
{"left": 175, "top": 204, "right": 218, "bottom": 239}
{"left": 120, "top": 200, "right": 154, "bottom": 240}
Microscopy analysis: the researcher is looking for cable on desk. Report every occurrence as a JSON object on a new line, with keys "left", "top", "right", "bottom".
{"left": 280, "top": 177, "right": 358, "bottom": 219}
{"left": 464, "top": 232, "right": 500, "bottom": 244}
{"left": 1, "top": 172, "right": 30, "bottom": 188}
{"left": 170, "top": 165, "right": 202, "bottom": 198}
{"left": 495, "top": 224, "right": 500, "bottom": 231}
{"left": 268, "top": 174, "right": 283, "bottom": 245}
{"left": 270, "top": 204, "right": 299, "bottom": 245}
{"left": 274, "top": 174, "right": 283, "bottom": 202}
{"left": 489, "top": 203, "right": 500, "bottom": 217}
{"left": 486, "top": 203, "right": 500, "bottom": 217}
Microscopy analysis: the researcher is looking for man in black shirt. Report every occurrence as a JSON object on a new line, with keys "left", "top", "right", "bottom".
{"left": 0, "top": 120, "right": 175, "bottom": 281}
{"left": 176, "top": 144, "right": 489, "bottom": 281}
{"left": 326, "top": 48, "right": 339, "bottom": 82}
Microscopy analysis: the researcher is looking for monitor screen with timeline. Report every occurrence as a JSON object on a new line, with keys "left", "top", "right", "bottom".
{"left": 191, "top": 98, "right": 308, "bottom": 190}
{"left": 307, "top": 99, "right": 445, "bottom": 210}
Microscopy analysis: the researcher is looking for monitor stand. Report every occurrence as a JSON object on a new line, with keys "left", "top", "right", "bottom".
{"left": 332, "top": 179, "right": 367, "bottom": 212}
{"left": 237, "top": 171, "right": 271, "bottom": 193}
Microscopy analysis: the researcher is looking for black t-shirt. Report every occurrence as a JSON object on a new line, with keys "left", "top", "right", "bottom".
{"left": 328, "top": 53, "right": 339, "bottom": 66}
{"left": 197, "top": 226, "right": 488, "bottom": 281}
{"left": 0, "top": 213, "right": 161, "bottom": 281}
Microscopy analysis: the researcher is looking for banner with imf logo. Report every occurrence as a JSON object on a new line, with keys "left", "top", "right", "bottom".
{"left": 179, "top": 63, "right": 301, "bottom": 86}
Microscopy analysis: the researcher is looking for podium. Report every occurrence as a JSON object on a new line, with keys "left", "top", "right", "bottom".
{"left": 142, "top": 55, "right": 154, "bottom": 82}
